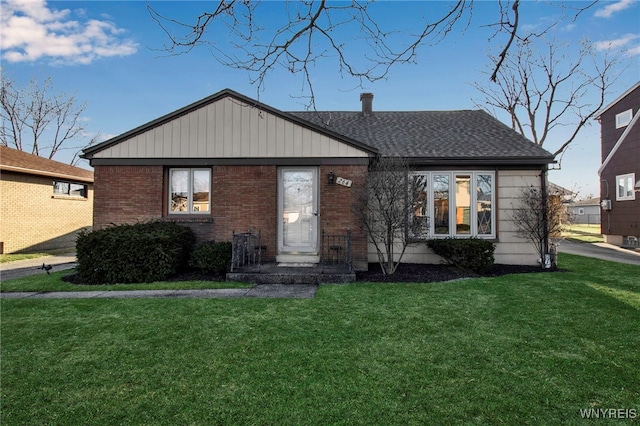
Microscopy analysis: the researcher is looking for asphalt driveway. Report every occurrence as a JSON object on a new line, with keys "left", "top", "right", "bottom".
{"left": 556, "top": 240, "right": 640, "bottom": 266}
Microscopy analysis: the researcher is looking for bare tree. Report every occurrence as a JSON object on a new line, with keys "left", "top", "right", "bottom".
{"left": 473, "top": 36, "right": 622, "bottom": 160}
{"left": 1, "top": 75, "right": 98, "bottom": 163}
{"left": 510, "top": 184, "right": 571, "bottom": 269}
{"left": 352, "top": 157, "right": 415, "bottom": 275}
{"left": 148, "top": 1, "right": 596, "bottom": 108}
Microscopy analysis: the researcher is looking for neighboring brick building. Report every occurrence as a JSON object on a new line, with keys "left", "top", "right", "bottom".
{"left": 82, "top": 89, "right": 554, "bottom": 268}
{"left": 0, "top": 146, "right": 94, "bottom": 254}
{"left": 597, "top": 81, "right": 640, "bottom": 248}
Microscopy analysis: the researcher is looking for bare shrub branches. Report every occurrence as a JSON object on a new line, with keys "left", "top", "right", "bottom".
{"left": 352, "top": 157, "right": 414, "bottom": 275}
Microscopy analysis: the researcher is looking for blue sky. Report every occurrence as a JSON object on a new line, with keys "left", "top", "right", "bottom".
{"left": 2, "top": 0, "right": 639, "bottom": 198}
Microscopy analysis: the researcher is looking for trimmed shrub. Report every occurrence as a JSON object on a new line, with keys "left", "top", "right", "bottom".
{"left": 189, "top": 241, "right": 232, "bottom": 275}
{"left": 75, "top": 221, "right": 195, "bottom": 284}
{"left": 426, "top": 238, "right": 495, "bottom": 273}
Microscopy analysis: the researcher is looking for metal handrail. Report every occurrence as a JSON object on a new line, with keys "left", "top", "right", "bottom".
{"left": 321, "top": 229, "right": 353, "bottom": 271}
{"left": 231, "top": 229, "right": 262, "bottom": 271}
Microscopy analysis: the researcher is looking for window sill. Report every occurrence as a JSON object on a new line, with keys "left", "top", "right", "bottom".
{"left": 51, "top": 195, "right": 88, "bottom": 201}
{"left": 164, "top": 215, "right": 214, "bottom": 223}
{"left": 408, "top": 235, "right": 497, "bottom": 243}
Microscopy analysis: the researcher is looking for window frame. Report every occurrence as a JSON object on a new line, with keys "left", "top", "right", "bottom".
{"left": 615, "top": 173, "right": 636, "bottom": 201}
{"left": 168, "top": 168, "right": 212, "bottom": 215}
{"left": 615, "top": 109, "right": 633, "bottom": 129}
{"left": 52, "top": 180, "right": 87, "bottom": 198}
{"left": 408, "top": 171, "right": 495, "bottom": 240}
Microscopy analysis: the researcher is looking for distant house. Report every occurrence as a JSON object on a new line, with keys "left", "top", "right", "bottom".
{"left": 567, "top": 198, "right": 601, "bottom": 225}
{"left": 597, "top": 82, "right": 640, "bottom": 248}
{"left": 0, "top": 146, "right": 94, "bottom": 254}
{"left": 82, "top": 89, "right": 554, "bottom": 268}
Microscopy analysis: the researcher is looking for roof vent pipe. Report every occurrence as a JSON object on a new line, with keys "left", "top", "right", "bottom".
{"left": 360, "top": 93, "right": 373, "bottom": 115}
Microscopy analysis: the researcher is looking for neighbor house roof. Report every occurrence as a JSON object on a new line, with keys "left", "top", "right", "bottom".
{"left": 0, "top": 145, "right": 93, "bottom": 183}
{"left": 289, "top": 110, "right": 554, "bottom": 165}
{"left": 595, "top": 81, "right": 640, "bottom": 119}
{"left": 571, "top": 197, "right": 600, "bottom": 206}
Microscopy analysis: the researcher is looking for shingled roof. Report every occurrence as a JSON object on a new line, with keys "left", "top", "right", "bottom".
{"left": 0, "top": 145, "right": 93, "bottom": 183}
{"left": 289, "top": 110, "right": 554, "bottom": 165}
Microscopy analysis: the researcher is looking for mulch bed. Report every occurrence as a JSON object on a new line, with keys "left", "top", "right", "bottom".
{"left": 167, "top": 263, "right": 554, "bottom": 284}
{"left": 66, "top": 263, "right": 556, "bottom": 285}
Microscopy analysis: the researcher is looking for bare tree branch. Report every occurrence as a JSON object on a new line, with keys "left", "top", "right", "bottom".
{"left": 148, "top": 1, "right": 602, "bottom": 108}
{"left": 473, "top": 36, "right": 624, "bottom": 160}
{"left": 0, "top": 74, "right": 97, "bottom": 163}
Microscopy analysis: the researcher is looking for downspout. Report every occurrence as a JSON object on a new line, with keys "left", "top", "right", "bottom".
{"left": 540, "top": 166, "right": 551, "bottom": 268}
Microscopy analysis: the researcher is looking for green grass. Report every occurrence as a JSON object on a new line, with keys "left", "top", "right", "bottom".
{"left": 2, "top": 253, "right": 639, "bottom": 425}
{"left": 0, "top": 269, "right": 251, "bottom": 292}
{"left": 563, "top": 224, "right": 604, "bottom": 243}
{"left": 0, "top": 253, "right": 52, "bottom": 264}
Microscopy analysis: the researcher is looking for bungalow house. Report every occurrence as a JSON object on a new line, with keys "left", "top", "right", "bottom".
{"left": 0, "top": 145, "right": 94, "bottom": 254}
{"left": 567, "top": 198, "right": 601, "bottom": 225}
{"left": 81, "top": 89, "right": 554, "bottom": 269}
{"left": 597, "top": 81, "right": 640, "bottom": 248}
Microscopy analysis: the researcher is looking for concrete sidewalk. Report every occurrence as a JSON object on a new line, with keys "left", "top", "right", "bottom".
{"left": 0, "top": 254, "right": 318, "bottom": 299}
{"left": 0, "top": 284, "right": 318, "bottom": 299}
{"left": 0, "top": 254, "right": 77, "bottom": 281}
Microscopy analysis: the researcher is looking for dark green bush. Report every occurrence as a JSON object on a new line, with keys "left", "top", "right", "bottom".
{"left": 426, "top": 238, "right": 495, "bottom": 273}
{"left": 189, "top": 241, "right": 232, "bottom": 274}
{"left": 75, "top": 221, "right": 195, "bottom": 284}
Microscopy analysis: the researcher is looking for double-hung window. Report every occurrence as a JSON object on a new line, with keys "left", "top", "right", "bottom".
{"left": 169, "top": 168, "right": 211, "bottom": 214}
{"left": 616, "top": 173, "right": 636, "bottom": 201}
{"left": 409, "top": 171, "right": 495, "bottom": 239}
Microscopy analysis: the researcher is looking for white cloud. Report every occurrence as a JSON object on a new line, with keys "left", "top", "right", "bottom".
{"left": 594, "top": 33, "right": 640, "bottom": 56}
{"left": 594, "top": 0, "right": 636, "bottom": 18}
{"left": 0, "top": 0, "right": 138, "bottom": 64}
{"left": 594, "top": 34, "right": 640, "bottom": 58}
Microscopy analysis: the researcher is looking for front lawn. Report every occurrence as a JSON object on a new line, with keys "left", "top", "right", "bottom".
{"left": 563, "top": 223, "right": 604, "bottom": 243}
{"left": 2, "top": 253, "right": 639, "bottom": 425}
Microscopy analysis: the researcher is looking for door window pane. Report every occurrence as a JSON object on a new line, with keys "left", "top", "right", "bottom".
{"left": 282, "top": 169, "right": 316, "bottom": 250}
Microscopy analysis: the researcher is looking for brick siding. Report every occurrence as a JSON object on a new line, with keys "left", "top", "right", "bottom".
{"left": 93, "top": 165, "right": 164, "bottom": 229}
{"left": 92, "top": 163, "right": 369, "bottom": 264}
{"left": 0, "top": 171, "right": 93, "bottom": 253}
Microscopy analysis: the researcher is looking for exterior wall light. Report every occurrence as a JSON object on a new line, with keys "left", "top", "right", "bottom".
{"left": 328, "top": 171, "right": 335, "bottom": 185}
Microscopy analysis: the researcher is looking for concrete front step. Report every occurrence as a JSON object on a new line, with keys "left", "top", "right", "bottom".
{"left": 226, "top": 263, "right": 355, "bottom": 284}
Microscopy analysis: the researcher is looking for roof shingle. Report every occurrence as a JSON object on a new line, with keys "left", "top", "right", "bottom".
{"left": 0, "top": 146, "right": 93, "bottom": 182}
{"left": 289, "top": 109, "right": 554, "bottom": 164}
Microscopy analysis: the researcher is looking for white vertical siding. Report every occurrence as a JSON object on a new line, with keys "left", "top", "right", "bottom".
{"left": 93, "top": 96, "right": 368, "bottom": 159}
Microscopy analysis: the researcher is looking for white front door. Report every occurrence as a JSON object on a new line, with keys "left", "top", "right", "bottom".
{"left": 278, "top": 167, "right": 319, "bottom": 260}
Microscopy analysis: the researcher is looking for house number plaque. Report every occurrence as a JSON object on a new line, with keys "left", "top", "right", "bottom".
{"left": 336, "top": 177, "right": 352, "bottom": 187}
